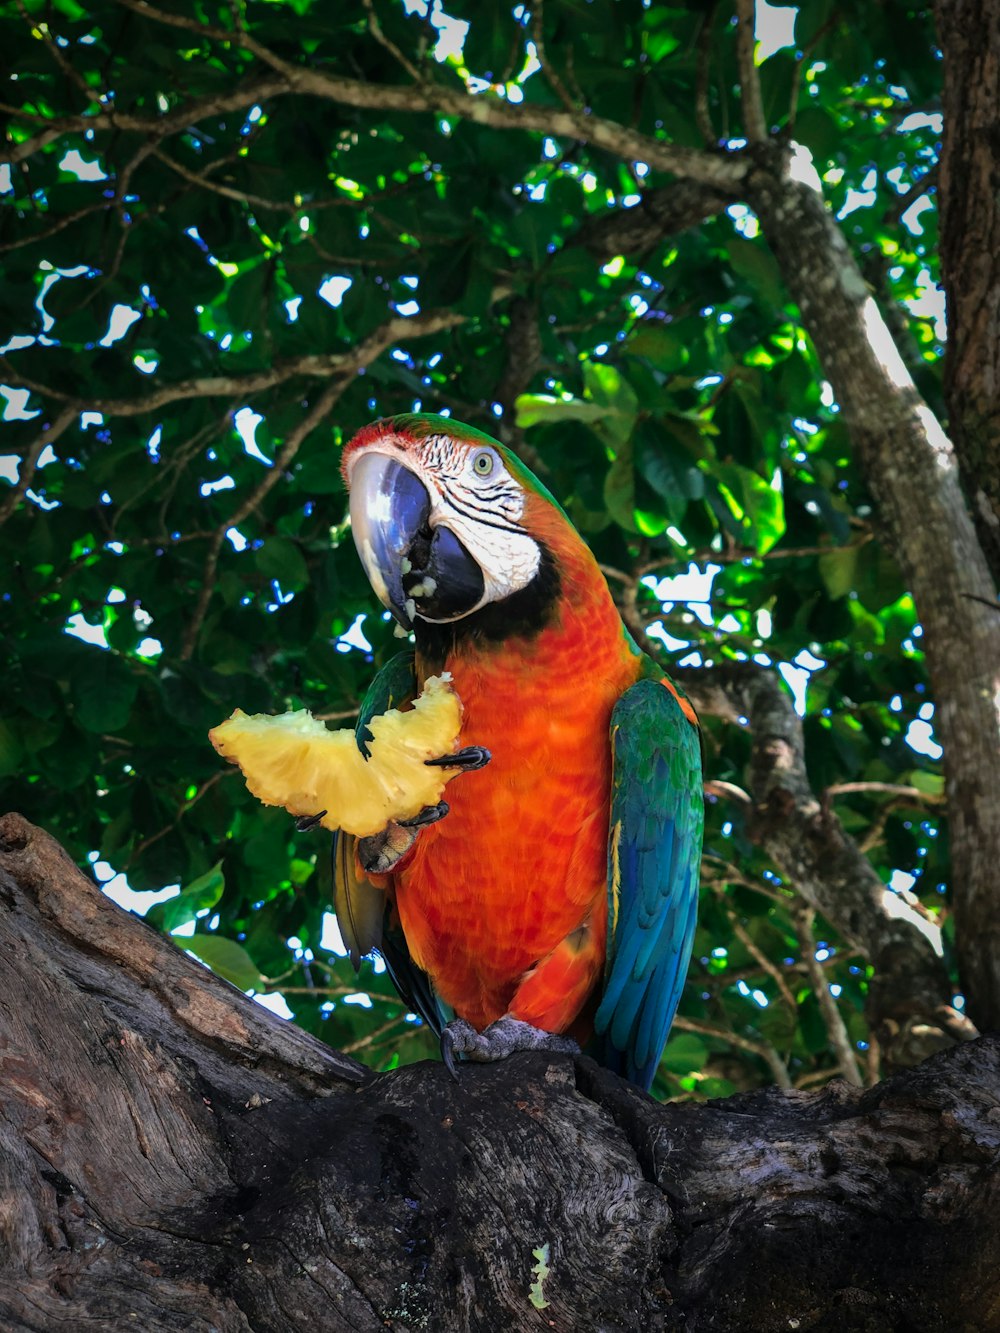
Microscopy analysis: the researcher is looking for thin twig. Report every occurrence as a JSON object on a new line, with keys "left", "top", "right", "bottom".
{"left": 786, "top": 15, "right": 836, "bottom": 130}
{"left": 125, "top": 771, "right": 231, "bottom": 868}
{"left": 180, "top": 372, "right": 348, "bottom": 660}
{"left": 864, "top": 1031, "right": 881, "bottom": 1087}
{"left": 694, "top": 2, "right": 717, "bottom": 145}
{"left": 340, "top": 1014, "right": 411, "bottom": 1055}
{"left": 1, "top": 306, "right": 466, "bottom": 419}
{"left": 725, "top": 907, "right": 799, "bottom": 1011}
{"left": 883, "top": 163, "right": 939, "bottom": 226}
{"left": 793, "top": 905, "right": 863, "bottom": 1086}
{"left": 704, "top": 779, "right": 753, "bottom": 805}
{"left": 0, "top": 406, "right": 78, "bottom": 529}
{"left": 364, "top": 0, "right": 422, "bottom": 82}
{"left": 825, "top": 780, "right": 944, "bottom": 804}
{"left": 735, "top": 0, "right": 766, "bottom": 142}
{"left": 672, "top": 1015, "right": 792, "bottom": 1089}
{"left": 531, "top": 0, "right": 577, "bottom": 114}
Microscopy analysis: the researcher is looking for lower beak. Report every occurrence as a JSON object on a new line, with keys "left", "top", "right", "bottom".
{"left": 348, "top": 452, "right": 485, "bottom": 627}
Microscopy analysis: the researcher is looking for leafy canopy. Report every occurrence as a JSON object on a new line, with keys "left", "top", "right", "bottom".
{"left": 0, "top": 0, "right": 948, "bottom": 1095}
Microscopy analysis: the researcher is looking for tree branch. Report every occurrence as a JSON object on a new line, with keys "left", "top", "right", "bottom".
{"left": 671, "top": 1014, "right": 792, "bottom": 1088}
{"left": 0, "top": 407, "right": 78, "bottom": 530}
{"left": 794, "top": 905, "right": 864, "bottom": 1086}
{"left": 180, "top": 375, "right": 343, "bottom": 660}
{"left": 0, "top": 0, "right": 750, "bottom": 193}
{"left": 574, "top": 179, "right": 735, "bottom": 258}
{"left": 0, "top": 307, "right": 466, "bottom": 419}
{"left": 678, "top": 661, "right": 979, "bottom": 1066}
{"left": 694, "top": 3, "right": 718, "bottom": 145}
{"left": 735, "top": 0, "right": 767, "bottom": 141}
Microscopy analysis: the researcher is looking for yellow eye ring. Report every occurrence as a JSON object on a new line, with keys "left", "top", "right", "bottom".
{"left": 473, "top": 451, "right": 494, "bottom": 476}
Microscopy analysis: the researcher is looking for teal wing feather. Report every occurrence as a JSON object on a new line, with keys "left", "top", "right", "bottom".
{"left": 331, "top": 651, "right": 450, "bottom": 1034}
{"left": 331, "top": 651, "right": 416, "bottom": 967}
{"left": 355, "top": 649, "right": 417, "bottom": 757}
{"left": 593, "top": 675, "right": 703, "bottom": 1092}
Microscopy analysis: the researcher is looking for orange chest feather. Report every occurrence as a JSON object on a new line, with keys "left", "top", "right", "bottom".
{"left": 393, "top": 562, "right": 641, "bottom": 1022}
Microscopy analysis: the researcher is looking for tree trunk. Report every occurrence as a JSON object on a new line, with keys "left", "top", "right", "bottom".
{"left": 2, "top": 812, "right": 999, "bottom": 1332}
{"left": 743, "top": 143, "right": 1000, "bottom": 1034}
{"left": 932, "top": 0, "right": 1000, "bottom": 1030}
{"left": 935, "top": 0, "right": 1000, "bottom": 586}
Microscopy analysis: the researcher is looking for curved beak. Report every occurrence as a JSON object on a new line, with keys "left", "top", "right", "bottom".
{"left": 348, "top": 452, "right": 485, "bottom": 627}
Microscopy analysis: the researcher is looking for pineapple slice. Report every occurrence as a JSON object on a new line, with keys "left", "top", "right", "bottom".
{"left": 209, "top": 673, "right": 462, "bottom": 837}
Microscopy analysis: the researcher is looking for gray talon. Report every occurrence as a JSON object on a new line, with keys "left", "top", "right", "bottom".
{"left": 295, "top": 811, "right": 327, "bottom": 831}
{"left": 398, "top": 801, "right": 450, "bottom": 829}
{"left": 440, "top": 1022, "right": 473, "bottom": 1080}
{"left": 425, "top": 746, "right": 492, "bottom": 772}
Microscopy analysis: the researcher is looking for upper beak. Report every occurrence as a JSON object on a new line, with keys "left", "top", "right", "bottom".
{"left": 349, "top": 453, "right": 429, "bottom": 628}
{"left": 348, "top": 451, "right": 486, "bottom": 627}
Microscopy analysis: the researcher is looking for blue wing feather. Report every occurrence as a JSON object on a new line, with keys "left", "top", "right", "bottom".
{"left": 594, "top": 676, "right": 703, "bottom": 1091}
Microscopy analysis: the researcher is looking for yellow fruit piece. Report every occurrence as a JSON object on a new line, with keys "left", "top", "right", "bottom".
{"left": 209, "top": 673, "right": 462, "bottom": 837}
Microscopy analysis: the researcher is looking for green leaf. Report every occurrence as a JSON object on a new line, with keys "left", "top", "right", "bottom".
{"left": 515, "top": 394, "right": 609, "bottom": 430}
{"left": 659, "top": 1033, "right": 709, "bottom": 1074}
{"left": 582, "top": 362, "right": 638, "bottom": 446}
{"left": 148, "top": 862, "right": 226, "bottom": 933}
{"left": 69, "top": 652, "right": 138, "bottom": 733}
{"left": 183, "top": 935, "right": 265, "bottom": 991}
{"left": 715, "top": 463, "right": 786, "bottom": 554}
{"left": 906, "top": 769, "right": 945, "bottom": 797}
{"left": 0, "top": 720, "right": 24, "bottom": 779}
{"left": 819, "top": 544, "right": 860, "bottom": 600}
{"left": 726, "top": 238, "right": 786, "bottom": 309}
{"left": 603, "top": 436, "right": 637, "bottom": 532}
{"left": 254, "top": 537, "right": 309, "bottom": 589}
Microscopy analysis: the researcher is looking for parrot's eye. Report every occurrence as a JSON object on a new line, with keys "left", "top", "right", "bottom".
{"left": 472, "top": 451, "right": 494, "bottom": 477}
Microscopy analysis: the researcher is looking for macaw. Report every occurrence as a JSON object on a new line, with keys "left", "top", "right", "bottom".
{"left": 333, "top": 413, "right": 702, "bottom": 1091}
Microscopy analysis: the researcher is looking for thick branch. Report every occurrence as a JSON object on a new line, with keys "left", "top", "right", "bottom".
{"left": 574, "top": 180, "right": 735, "bottom": 258}
{"left": 5, "top": 1, "right": 749, "bottom": 194}
{"left": 1, "top": 814, "right": 999, "bottom": 1331}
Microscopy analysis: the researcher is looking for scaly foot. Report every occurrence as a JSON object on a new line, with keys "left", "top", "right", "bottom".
{"left": 440, "top": 1016, "right": 580, "bottom": 1080}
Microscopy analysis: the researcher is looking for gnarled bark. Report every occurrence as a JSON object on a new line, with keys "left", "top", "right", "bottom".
{"left": 681, "top": 664, "right": 975, "bottom": 1067}
{"left": 2, "top": 813, "right": 999, "bottom": 1332}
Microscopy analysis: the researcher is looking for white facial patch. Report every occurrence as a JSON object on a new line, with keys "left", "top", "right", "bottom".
{"left": 416, "top": 435, "right": 542, "bottom": 612}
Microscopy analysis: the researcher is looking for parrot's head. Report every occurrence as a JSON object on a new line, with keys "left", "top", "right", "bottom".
{"left": 341, "top": 414, "right": 563, "bottom": 633}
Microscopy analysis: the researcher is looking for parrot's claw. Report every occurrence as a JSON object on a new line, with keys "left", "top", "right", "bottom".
{"left": 295, "top": 811, "right": 327, "bottom": 832}
{"left": 425, "top": 745, "right": 492, "bottom": 772}
{"left": 398, "top": 800, "right": 450, "bottom": 829}
{"left": 439, "top": 1016, "right": 580, "bottom": 1080}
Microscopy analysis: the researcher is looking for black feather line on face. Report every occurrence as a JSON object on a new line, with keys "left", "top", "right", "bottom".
{"left": 414, "top": 541, "right": 561, "bottom": 672}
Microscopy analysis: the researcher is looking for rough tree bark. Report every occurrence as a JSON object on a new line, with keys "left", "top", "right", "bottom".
{"left": 2, "top": 812, "right": 999, "bottom": 1333}
{"left": 932, "top": 0, "right": 1000, "bottom": 1029}
{"left": 935, "top": 0, "right": 1000, "bottom": 586}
